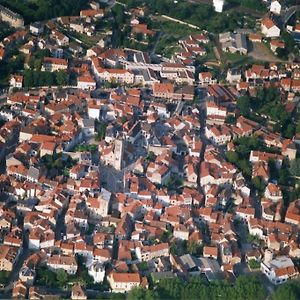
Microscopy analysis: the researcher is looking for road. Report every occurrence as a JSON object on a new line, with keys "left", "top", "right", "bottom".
{"left": 151, "top": 31, "right": 163, "bottom": 56}
{"left": 4, "top": 248, "right": 31, "bottom": 294}
{"left": 282, "top": 5, "right": 300, "bottom": 24}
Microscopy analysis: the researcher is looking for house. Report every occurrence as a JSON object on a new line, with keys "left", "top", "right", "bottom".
{"left": 47, "top": 255, "right": 78, "bottom": 275}
{"left": 52, "top": 30, "right": 69, "bottom": 46}
{"left": 0, "top": 245, "right": 20, "bottom": 271}
{"left": 77, "top": 76, "right": 96, "bottom": 90}
{"left": 203, "top": 246, "right": 218, "bottom": 259}
{"left": 0, "top": 4, "right": 24, "bottom": 28}
{"left": 199, "top": 72, "right": 217, "bottom": 85}
{"left": 153, "top": 83, "right": 174, "bottom": 100}
{"left": 30, "top": 22, "right": 44, "bottom": 35}
{"left": 100, "top": 139, "right": 124, "bottom": 170}
{"left": 137, "top": 243, "right": 169, "bottom": 262}
{"left": 261, "top": 17, "right": 280, "bottom": 38}
{"left": 265, "top": 183, "right": 282, "bottom": 203}
{"left": 270, "top": 40, "right": 285, "bottom": 53}
{"left": 88, "top": 261, "right": 105, "bottom": 283}
{"left": 219, "top": 32, "right": 248, "bottom": 54}
{"left": 10, "top": 74, "right": 23, "bottom": 88}
{"left": 173, "top": 224, "right": 189, "bottom": 240}
{"left": 96, "top": 68, "right": 134, "bottom": 84}
{"left": 71, "top": 283, "right": 87, "bottom": 300}
{"left": 261, "top": 255, "right": 299, "bottom": 285}
{"left": 42, "top": 57, "right": 68, "bottom": 72}
{"left": 205, "top": 125, "right": 231, "bottom": 145}
{"left": 270, "top": 0, "right": 281, "bottom": 15}
{"left": 12, "top": 281, "right": 27, "bottom": 299}
{"left": 19, "top": 266, "right": 36, "bottom": 284}
{"left": 107, "top": 272, "right": 142, "bottom": 293}
{"left": 226, "top": 68, "right": 241, "bottom": 83}
{"left": 80, "top": 9, "right": 104, "bottom": 19}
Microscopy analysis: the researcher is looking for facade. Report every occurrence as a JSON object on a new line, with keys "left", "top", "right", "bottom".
{"left": 0, "top": 5, "right": 24, "bottom": 28}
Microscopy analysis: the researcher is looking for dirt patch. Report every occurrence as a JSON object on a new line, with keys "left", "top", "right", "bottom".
{"left": 248, "top": 41, "right": 282, "bottom": 62}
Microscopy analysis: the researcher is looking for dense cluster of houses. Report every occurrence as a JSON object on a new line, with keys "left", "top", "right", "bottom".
{"left": 0, "top": 0, "right": 299, "bottom": 298}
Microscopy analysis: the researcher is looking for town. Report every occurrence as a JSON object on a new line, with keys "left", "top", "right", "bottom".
{"left": 0, "top": 0, "right": 299, "bottom": 299}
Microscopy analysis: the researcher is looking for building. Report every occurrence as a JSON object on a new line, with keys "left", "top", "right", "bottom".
{"left": 270, "top": 0, "right": 281, "bottom": 15}
{"left": 42, "top": 57, "right": 68, "bottom": 72}
{"left": 213, "top": 0, "right": 225, "bottom": 13}
{"left": 88, "top": 261, "right": 105, "bottom": 283}
{"left": 77, "top": 76, "right": 96, "bottom": 90}
{"left": 47, "top": 255, "right": 78, "bottom": 275}
{"left": 219, "top": 32, "right": 248, "bottom": 55}
{"left": 100, "top": 139, "right": 124, "bottom": 170}
{"left": 0, "top": 5, "right": 24, "bottom": 28}
{"left": 10, "top": 74, "right": 23, "bottom": 88}
{"left": 0, "top": 245, "right": 20, "bottom": 271}
{"left": 107, "top": 272, "right": 142, "bottom": 293}
{"left": 226, "top": 68, "right": 241, "bottom": 83}
{"left": 30, "top": 22, "right": 44, "bottom": 35}
{"left": 261, "top": 17, "right": 280, "bottom": 38}
{"left": 71, "top": 283, "right": 87, "bottom": 300}
{"left": 261, "top": 255, "right": 299, "bottom": 285}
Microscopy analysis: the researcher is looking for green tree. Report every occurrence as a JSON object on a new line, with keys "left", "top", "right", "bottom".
{"left": 56, "top": 71, "right": 68, "bottom": 86}
{"left": 24, "top": 70, "right": 34, "bottom": 87}
{"left": 0, "top": 270, "right": 9, "bottom": 285}
{"left": 226, "top": 151, "right": 239, "bottom": 163}
{"left": 252, "top": 176, "right": 265, "bottom": 194}
{"left": 289, "top": 159, "right": 300, "bottom": 177}
{"left": 272, "top": 280, "right": 300, "bottom": 300}
{"left": 56, "top": 269, "right": 68, "bottom": 287}
{"left": 146, "top": 151, "right": 156, "bottom": 162}
{"left": 34, "top": 58, "right": 42, "bottom": 71}
{"left": 237, "top": 95, "right": 250, "bottom": 116}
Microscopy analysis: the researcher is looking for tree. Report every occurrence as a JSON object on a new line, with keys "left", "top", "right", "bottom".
{"left": 146, "top": 151, "right": 156, "bottom": 162}
{"left": 289, "top": 159, "right": 300, "bottom": 177}
{"left": 237, "top": 95, "right": 250, "bottom": 116}
{"left": 0, "top": 271, "right": 9, "bottom": 285}
{"left": 226, "top": 151, "right": 239, "bottom": 163}
{"left": 272, "top": 280, "right": 300, "bottom": 300}
{"left": 56, "top": 71, "right": 68, "bottom": 86}
{"left": 36, "top": 266, "right": 57, "bottom": 287}
{"left": 56, "top": 269, "right": 68, "bottom": 287}
{"left": 281, "top": 31, "right": 296, "bottom": 54}
{"left": 24, "top": 70, "right": 34, "bottom": 87}
{"left": 276, "top": 47, "right": 288, "bottom": 59}
{"left": 34, "top": 58, "right": 42, "bottom": 71}
{"left": 187, "top": 240, "right": 202, "bottom": 256}
{"left": 95, "top": 122, "right": 107, "bottom": 141}
{"left": 252, "top": 176, "right": 265, "bottom": 194}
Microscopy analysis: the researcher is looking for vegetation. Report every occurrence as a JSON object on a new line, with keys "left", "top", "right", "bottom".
{"left": 28, "top": 49, "right": 51, "bottom": 71}
{"left": 0, "top": 54, "right": 24, "bottom": 87}
{"left": 36, "top": 266, "right": 59, "bottom": 288}
{"left": 227, "top": 0, "right": 267, "bottom": 12}
{"left": 248, "top": 259, "right": 260, "bottom": 269}
{"left": 41, "top": 153, "right": 77, "bottom": 178}
{"left": 95, "top": 122, "right": 107, "bottom": 141}
{"left": 74, "top": 144, "right": 98, "bottom": 153}
{"left": 24, "top": 70, "right": 69, "bottom": 88}
{"left": 0, "top": 21, "right": 14, "bottom": 40}
{"left": 0, "top": 0, "right": 88, "bottom": 24}
{"left": 240, "top": 88, "right": 294, "bottom": 138}
{"left": 146, "top": 151, "right": 156, "bottom": 162}
{"left": 272, "top": 280, "right": 300, "bottom": 300}
{"left": 0, "top": 270, "right": 9, "bottom": 285}
{"left": 127, "top": 275, "right": 266, "bottom": 300}
{"left": 289, "top": 159, "right": 300, "bottom": 177}
{"left": 226, "top": 135, "right": 262, "bottom": 178}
